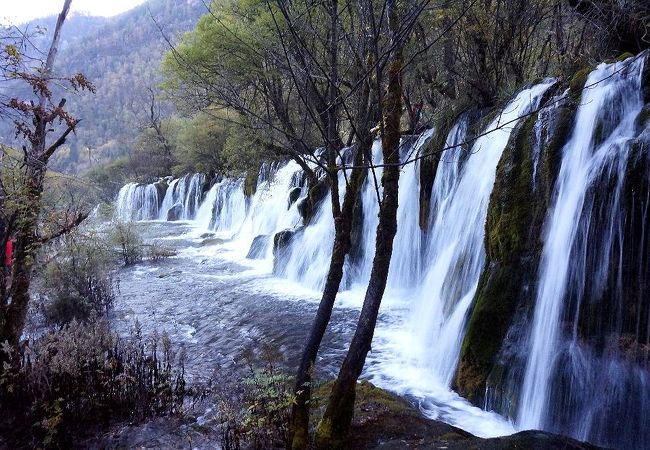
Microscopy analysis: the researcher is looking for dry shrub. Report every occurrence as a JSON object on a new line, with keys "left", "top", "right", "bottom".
{"left": 0, "top": 320, "right": 185, "bottom": 448}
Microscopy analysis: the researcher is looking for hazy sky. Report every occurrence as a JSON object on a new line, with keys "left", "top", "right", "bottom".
{"left": 3, "top": 0, "right": 148, "bottom": 24}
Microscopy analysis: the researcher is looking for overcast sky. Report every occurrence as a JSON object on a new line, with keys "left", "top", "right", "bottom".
{"left": 2, "top": 0, "right": 148, "bottom": 24}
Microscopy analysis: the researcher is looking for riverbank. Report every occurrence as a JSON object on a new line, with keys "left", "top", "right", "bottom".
{"left": 94, "top": 381, "right": 600, "bottom": 449}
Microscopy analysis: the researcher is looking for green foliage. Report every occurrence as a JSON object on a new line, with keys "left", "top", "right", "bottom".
{"left": 213, "top": 347, "right": 295, "bottom": 450}
{"left": 0, "top": 321, "right": 185, "bottom": 448}
{"left": 173, "top": 111, "right": 226, "bottom": 175}
{"left": 109, "top": 221, "right": 144, "bottom": 266}
{"left": 40, "top": 232, "right": 116, "bottom": 327}
{"left": 0, "top": 0, "right": 205, "bottom": 174}
{"left": 85, "top": 155, "right": 134, "bottom": 201}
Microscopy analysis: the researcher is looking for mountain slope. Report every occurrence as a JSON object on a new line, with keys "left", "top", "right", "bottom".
{"left": 1, "top": 0, "right": 205, "bottom": 173}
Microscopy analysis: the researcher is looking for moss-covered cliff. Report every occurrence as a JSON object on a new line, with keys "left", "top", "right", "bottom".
{"left": 454, "top": 81, "right": 578, "bottom": 405}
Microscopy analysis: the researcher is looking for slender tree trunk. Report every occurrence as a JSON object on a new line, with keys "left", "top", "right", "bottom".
{"left": 289, "top": 4, "right": 378, "bottom": 443}
{"left": 290, "top": 142, "right": 367, "bottom": 450}
{"left": 314, "top": 1, "right": 404, "bottom": 447}
{"left": 0, "top": 0, "right": 72, "bottom": 354}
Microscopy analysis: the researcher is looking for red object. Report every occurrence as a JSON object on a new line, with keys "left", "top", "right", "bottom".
{"left": 6, "top": 238, "right": 12, "bottom": 267}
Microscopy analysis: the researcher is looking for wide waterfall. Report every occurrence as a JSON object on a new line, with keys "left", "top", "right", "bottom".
{"left": 516, "top": 55, "right": 649, "bottom": 448}
{"left": 113, "top": 56, "right": 650, "bottom": 449}
{"left": 115, "top": 182, "right": 161, "bottom": 221}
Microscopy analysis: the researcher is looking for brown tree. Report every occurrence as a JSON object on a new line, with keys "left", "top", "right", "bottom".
{"left": 0, "top": 0, "right": 94, "bottom": 355}
{"left": 314, "top": 0, "right": 407, "bottom": 447}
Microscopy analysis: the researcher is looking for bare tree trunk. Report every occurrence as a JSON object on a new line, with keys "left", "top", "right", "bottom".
{"left": 0, "top": 0, "right": 73, "bottom": 352}
{"left": 289, "top": 1, "right": 372, "bottom": 447}
{"left": 314, "top": 1, "right": 404, "bottom": 447}
{"left": 289, "top": 140, "right": 368, "bottom": 450}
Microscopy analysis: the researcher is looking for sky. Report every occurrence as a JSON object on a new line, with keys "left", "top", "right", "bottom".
{"left": 2, "top": 0, "right": 148, "bottom": 24}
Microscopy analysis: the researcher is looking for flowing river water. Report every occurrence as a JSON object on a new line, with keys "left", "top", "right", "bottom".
{"left": 111, "top": 219, "right": 515, "bottom": 439}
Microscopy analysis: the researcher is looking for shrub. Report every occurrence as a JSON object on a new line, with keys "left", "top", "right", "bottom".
{"left": 40, "top": 232, "right": 117, "bottom": 326}
{"left": 0, "top": 320, "right": 185, "bottom": 448}
{"left": 213, "top": 347, "right": 295, "bottom": 450}
{"left": 109, "top": 221, "right": 143, "bottom": 265}
{"left": 146, "top": 240, "right": 177, "bottom": 261}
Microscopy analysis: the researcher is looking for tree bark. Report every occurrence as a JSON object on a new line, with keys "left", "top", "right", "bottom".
{"left": 314, "top": 1, "right": 404, "bottom": 447}
{"left": 289, "top": 140, "right": 368, "bottom": 450}
{"left": 289, "top": 2, "right": 377, "bottom": 447}
{"left": 0, "top": 0, "right": 73, "bottom": 353}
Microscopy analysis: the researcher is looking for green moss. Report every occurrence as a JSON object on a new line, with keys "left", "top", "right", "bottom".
{"left": 244, "top": 169, "right": 259, "bottom": 196}
{"left": 456, "top": 115, "right": 540, "bottom": 402}
{"left": 605, "top": 52, "right": 635, "bottom": 64}
{"left": 485, "top": 116, "right": 536, "bottom": 261}
{"left": 540, "top": 106, "right": 574, "bottom": 204}
{"left": 419, "top": 122, "right": 451, "bottom": 230}
{"left": 569, "top": 66, "right": 592, "bottom": 100}
{"left": 439, "top": 431, "right": 466, "bottom": 441}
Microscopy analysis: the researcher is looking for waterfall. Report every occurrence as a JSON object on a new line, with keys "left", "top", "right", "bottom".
{"left": 409, "top": 80, "right": 556, "bottom": 386}
{"left": 158, "top": 178, "right": 179, "bottom": 220}
{"left": 111, "top": 58, "right": 650, "bottom": 447}
{"left": 231, "top": 161, "right": 304, "bottom": 258}
{"left": 195, "top": 178, "right": 248, "bottom": 233}
{"left": 517, "top": 55, "right": 648, "bottom": 448}
{"left": 389, "top": 130, "right": 436, "bottom": 287}
{"left": 280, "top": 134, "right": 435, "bottom": 292}
{"left": 155, "top": 173, "right": 206, "bottom": 221}
{"left": 115, "top": 182, "right": 160, "bottom": 221}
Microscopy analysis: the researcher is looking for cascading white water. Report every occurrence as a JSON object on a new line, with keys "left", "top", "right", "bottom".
{"left": 407, "top": 81, "right": 556, "bottom": 387}
{"left": 280, "top": 133, "right": 435, "bottom": 292}
{"left": 231, "top": 161, "right": 304, "bottom": 258}
{"left": 158, "top": 178, "right": 179, "bottom": 220}
{"left": 154, "top": 173, "right": 207, "bottom": 221}
{"left": 112, "top": 61, "right": 650, "bottom": 446}
{"left": 115, "top": 182, "right": 160, "bottom": 221}
{"left": 389, "top": 130, "right": 436, "bottom": 287}
{"left": 517, "top": 56, "right": 647, "bottom": 437}
{"left": 195, "top": 178, "right": 247, "bottom": 233}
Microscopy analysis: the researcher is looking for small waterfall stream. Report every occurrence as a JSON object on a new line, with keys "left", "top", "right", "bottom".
{"left": 517, "top": 55, "right": 649, "bottom": 448}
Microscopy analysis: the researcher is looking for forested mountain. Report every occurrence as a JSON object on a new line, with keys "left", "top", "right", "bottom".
{"left": 0, "top": 0, "right": 205, "bottom": 173}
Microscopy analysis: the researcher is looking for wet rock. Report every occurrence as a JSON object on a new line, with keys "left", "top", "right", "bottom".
{"left": 247, "top": 234, "right": 271, "bottom": 259}
{"left": 456, "top": 90, "right": 575, "bottom": 405}
{"left": 317, "top": 381, "right": 602, "bottom": 450}
{"left": 153, "top": 180, "right": 168, "bottom": 208}
{"left": 298, "top": 178, "right": 329, "bottom": 225}
{"left": 273, "top": 228, "right": 303, "bottom": 273}
{"left": 198, "top": 237, "right": 226, "bottom": 247}
{"left": 166, "top": 203, "right": 184, "bottom": 221}
{"left": 288, "top": 187, "right": 302, "bottom": 208}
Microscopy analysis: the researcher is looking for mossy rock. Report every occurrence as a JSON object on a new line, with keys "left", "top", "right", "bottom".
{"left": 456, "top": 93, "right": 576, "bottom": 405}
{"left": 299, "top": 178, "right": 329, "bottom": 225}
{"left": 311, "top": 381, "right": 600, "bottom": 449}
{"left": 244, "top": 169, "right": 259, "bottom": 197}
{"left": 604, "top": 51, "right": 635, "bottom": 64}
{"left": 636, "top": 105, "right": 650, "bottom": 130}
{"left": 288, "top": 187, "right": 302, "bottom": 208}
{"left": 568, "top": 66, "right": 592, "bottom": 101}
{"left": 643, "top": 57, "right": 650, "bottom": 103}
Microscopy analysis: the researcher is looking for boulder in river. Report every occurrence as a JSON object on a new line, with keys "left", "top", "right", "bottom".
{"left": 288, "top": 187, "right": 302, "bottom": 209}
{"left": 247, "top": 235, "right": 271, "bottom": 259}
{"left": 167, "top": 203, "right": 184, "bottom": 221}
